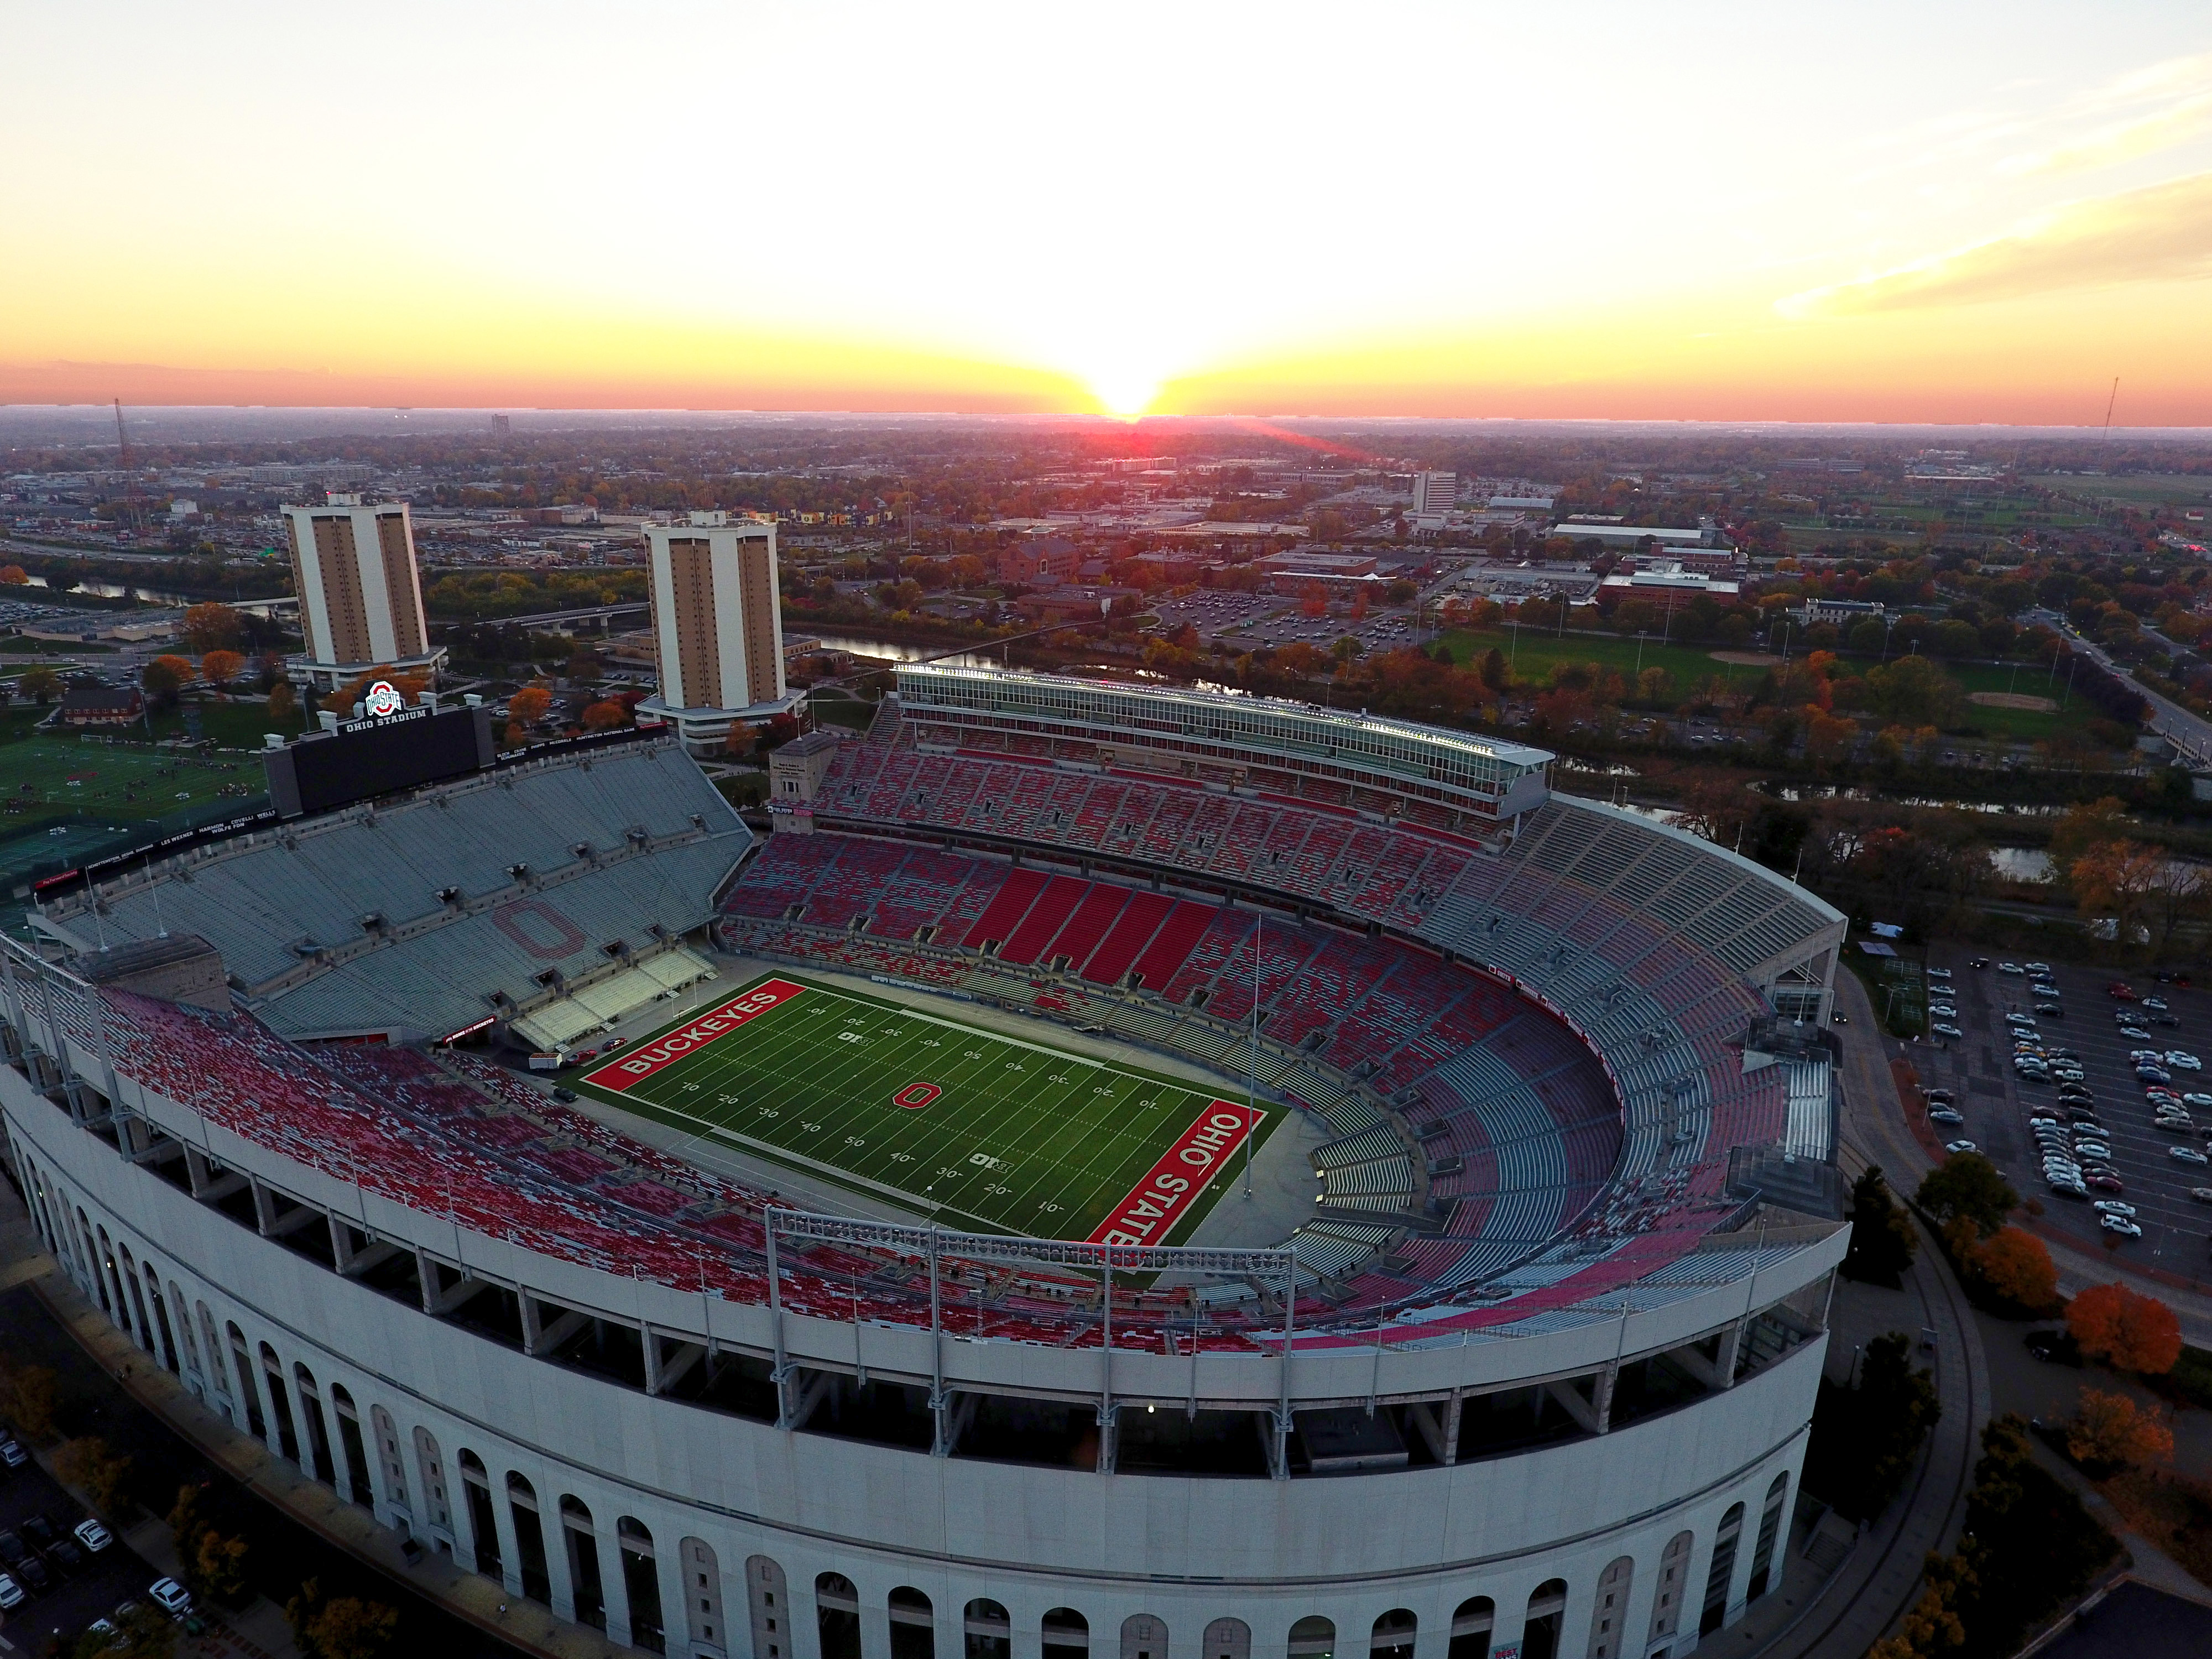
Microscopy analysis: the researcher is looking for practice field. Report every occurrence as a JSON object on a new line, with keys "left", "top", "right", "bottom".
{"left": 574, "top": 973, "right": 1275, "bottom": 1243}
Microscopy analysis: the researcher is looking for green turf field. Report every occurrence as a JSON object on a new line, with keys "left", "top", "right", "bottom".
{"left": 572, "top": 972, "right": 1275, "bottom": 1241}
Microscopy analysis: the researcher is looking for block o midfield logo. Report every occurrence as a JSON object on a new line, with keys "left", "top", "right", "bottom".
{"left": 893, "top": 1082, "right": 941, "bottom": 1110}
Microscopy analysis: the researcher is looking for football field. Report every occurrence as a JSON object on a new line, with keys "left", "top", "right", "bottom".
{"left": 573, "top": 973, "right": 1274, "bottom": 1242}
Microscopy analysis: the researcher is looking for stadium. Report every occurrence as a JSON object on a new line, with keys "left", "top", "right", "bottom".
{"left": 2, "top": 663, "right": 1849, "bottom": 1659}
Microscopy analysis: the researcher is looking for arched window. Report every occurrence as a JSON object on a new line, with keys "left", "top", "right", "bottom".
{"left": 327, "top": 1384, "right": 372, "bottom": 1507}
{"left": 617, "top": 1516, "right": 665, "bottom": 1654}
{"left": 374, "top": 1409, "right": 412, "bottom": 1516}
{"left": 817, "top": 1572, "right": 862, "bottom": 1659}
{"left": 744, "top": 1555, "right": 787, "bottom": 1659}
{"left": 114, "top": 1240, "right": 149, "bottom": 1348}
{"left": 225, "top": 1323, "right": 266, "bottom": 1441}
{"left": 195, "top": 1304, "right": 227, "bottom": 1405}
{"left": 1121, "top": 1613, "right": 1167, "bottom": 1659}
{"left": 891, "top": 1585, "right": 936, "bottom": 1659}
{"left": 1447, "top": 1599, "right": 1494, "bottom": 1659}
{"left": 257, "top": 1343, "right": 300, "bottom": 1463}
{"left": 1748, "top": 1472, "right": 1791, "bottom": 1601}
{"left": 1044, "top": 1607, "right": 1090, "bottom": 1659}
{"left": 1524, "top": 1579, "right": 1568, "bottom": 1659}
{"left": 1201, "top": 1618, "right": 1248, "bottom": 1659}
{"left": 168, "top": 1281, "right": 199, "bottom": 1379}
{"left": 1287, "top": 1617, "right": 1335, "bottom": 1659}
{"left": 1371, "top": 1611, "right": 1416, "bottom": 1659}
{"left": 292, "top": 1363, "right": 336, "bottom": 1485}
{"left": 560, "top": 1496, "right": 607, "bottom": 1630}
{"left": 1700, "top": 1503, "right": 1746, "bottom": 1636}
{"left": 683, "top": 1539, "right": 726, "bottom": 1653}
{"left": 1586, "top": 1557, "right": 1633, "bottom": 1659}
{"left": 141, "top": 1267, "right": 178, "bottom": 1375}
{"left": 1648, "top": 1530, "right": 1692, "bottom": 1647}
{"left": 505, "top": 1473, "right": 550, "bottom": 1604}
{"left": 453, "top": 1447, "right": 493, "bottom": 1573}
{"left": 965, "top": 1597, "right": 1012, "bottom": 1659}
{"left": 77, "top": 1213, "right": 108, "bottom": 1313}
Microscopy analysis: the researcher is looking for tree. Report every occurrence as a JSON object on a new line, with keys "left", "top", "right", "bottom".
{"left": 1869, "top": 1550, "right": 1973, "bottom": 1659}
{"left": 19, "top": 664, "right": 61, "bottom": 704}
{"left": 179, "top": 601, "right": 245, "bottom": 655}
{"left": 1965, "top": 1227, "right": 2057, "bottom": 1310}
{"left": 287, "top": 1577, "right": 400, "bottom": 1659}
{"left": 1804, "top": 1331, "right": 1941, "bottom": 1521}
{"left": 1843, "top": 1167, "right": 1917, "bottom": 1285}
{"left": 0, "top": 564, "right": 27, "bottom": 584}
{"left": 74, "top": 1601, "right": 176, "bottom": 1658}
{"left": 506, "top": 686, "right": 554, "bottom": 728}
{"left": 1865, "top": 655, "right": 1964, "bottom": 728}
{"left": 268, "top": 681, "right": 299, "bottom": 724}
{"left": 1916, "top": 1152, "right": 2017, "bottom": 1239}
{"left": 2064, "top": 1386, "right": 2173, "bottom": 1470}
{"left": 0, "top": 1358, "right": 58, "bottom": 1441}
{"left": 199, "top": 649, "right": 247, "bottom": 696}
{"left": 1478, "top": 648, "right": 1509, "bottom": 693}
{"left": 2066, "top": 1281, "right": 2183, "bottom": 1374}
{"left": 2070, "top": 840, "right": 2165, "bottom": 947}
{"left": 580, "top": 699, "right": 629, "bottom": 732}
{"left": 54, "top": 1434, "right": 131, "bottom": 1513}
{"left": 169, "top": 1483, "right": 250, "bottom": 1600}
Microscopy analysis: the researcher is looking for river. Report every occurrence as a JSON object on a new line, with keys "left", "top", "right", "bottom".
{"left": 14, "top": 574, "right": 293, "bottom": 614}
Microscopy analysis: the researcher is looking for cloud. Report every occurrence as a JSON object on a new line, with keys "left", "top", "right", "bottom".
{"left": 2004, "top": 91, "right": 2212, "bottom": 175}
{"left": 1778, "top": 170, "right": 2212, "bottom": 317}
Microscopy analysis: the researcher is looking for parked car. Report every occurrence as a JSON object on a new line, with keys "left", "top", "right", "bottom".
{"left": 1925, "top": 1088, "right": 1956, "bottom": 1105}
{"left": 2036, "top": 1004, "right": 2065, "bottom": 1018}
{"left": 147, "top": 1577, "right": 195, "bottom": 1619}
{"left": 1945, "top": 1140, "right": 1978, "bottom": 1155}
{"left": 2109, "top": 982, "right": 2140, "bottom": 999}
{"left": 1929, "top": 1108, "right": 1965, "bottom": 1125}
{"left": 72, "top": 1520, "right": 111, "bottom": 1554}
{"left": 2173, "top": 1145, "right": 2211, "bottom": 1165}
{"left": 0, "top": 1438, "right": 25, "bottom": 1471}
{"left": 2000, "top": 962, "right": 2025, "bottom": 974}
{"left": 2101, "top": 1215, "right": 2144, "bottom": 1238}
{"left": 0, "top": 1572, "right": 21, "bottom": 1610}
{"left": 2086, "top": 1174, "right": 2127, "bottom": 1194}
{"left": 1929, "top": 1004, "right": 1958, "bottom": 1019}
{"left": 1933, "top": 1022, "right": 1964, "bottom": 1039}
{"left": 2190, "top": 1188, "right": 2212, "bottom": 1203}
{"left": 1969, "top": 956, "right": 1992, "bottom": 968}
{"left": 2167, "top": 1051, "right": 2202, "bottom": 1070}
{"left": 2143, "top": 996, "right": 2171, "bottom": 1011}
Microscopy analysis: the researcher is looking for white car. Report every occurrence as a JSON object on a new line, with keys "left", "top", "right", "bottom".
{"left": 1945, "top": 1140, "right": 1978, "bottom": 1155}
{"left": 1999, "top": 962, "right": 2025, "bottom": 974}
{"left": 1929, "top": 1004, "right": 1958, "bottom": 1019}
{"left": 2183, "top": 1093, "right": 2212, "bottom": 1109}
{"left": 2167, "top": 1052, "right": 2201, "bottom": 1071}
{"left": 1928, "top": 967, "right": 1954, "bottom": 981}
{"left": 2093, "top": 1200, "right": 2138, "bottom": 1216}
{"left": 2101, "top": 1215, "right": 2144, "bottom": 1238}
{"left": 0, "top": 1573, "right": 22, "bottom": 1610}
{"left": 2025, "top": 962, "right": 2051, "bottom": 974}
{"left": 73, "top": 1518, "right": 112, "bottom": 1553}
{"left": 1933, "top": 1022, "right": 1964, "bottom": 1039}
{"left": 148, "top": 1577, "right": 195, "bottom": 1619}
{"left": 1929, "top": 1107, "right": 1965, "bottom": 1125}
{"left": 2172, "top": 1145, "right": 2211, "bottom": 1165}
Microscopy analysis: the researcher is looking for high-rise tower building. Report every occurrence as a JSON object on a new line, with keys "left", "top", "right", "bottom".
{"left": 637, "top": 512, "right": 797, "bottom": 753}
{"left": 281, "top": 493, "right": 445, "bottom": 693}
{"left": 1410, "top": 471, "right": 1458, "bottom": 515}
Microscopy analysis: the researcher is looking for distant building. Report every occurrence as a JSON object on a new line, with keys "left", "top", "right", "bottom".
{"left": 999, "top": 536, "right": 1081, "bottom": 587}
{"left": 1796, "top": 596, "right": 1886, "bottom": 626}
{"left": 768, "top": 728, "right": 843, "bottom": 814}
{"left": 1255, "top": 549, "right": 1379, "bottom": 592}
{"left": 281, "top": 493, "right": 445, "bottom": 693}
{"left": 56, "top": 685, "right": 144, "bottom": 727}
{"left": 1410, "top": 472, "right": 1457, "bottom": 514}
{"left": 1599, "top": 560, "right": 1740, "bottom": 598}
{"left": 634, "top": 511, "right": 797, "bottom": 754}
{"left": 1013, "top": 586, "right": 1140, "bottom": 624}
{"left": 1551, "top": 520, "right": 1724, "bottom": 549}
{"left": 491, "top": 414, "right": 512, "bottom": 439}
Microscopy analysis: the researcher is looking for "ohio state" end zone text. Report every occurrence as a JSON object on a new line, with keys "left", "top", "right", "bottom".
{"left": 582, "top": 979, "right": 806, "bottom": 1091}
{"left": 1087, "top": 1103, "right": 1262, "bottom": 1246}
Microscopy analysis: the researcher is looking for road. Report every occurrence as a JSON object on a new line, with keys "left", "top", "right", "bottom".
{"left": 2027, "top": 611, "right": 2212, "bottom": 766}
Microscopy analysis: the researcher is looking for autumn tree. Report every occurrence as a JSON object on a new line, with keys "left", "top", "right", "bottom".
{"left": 268, "top": 681, "right": 298, "bottom": 724}
{"left": 2065, "top": 1386, "right": 2173, "bottom": 1470}
{"left": 1843, "top": 1167, "right": 1917, "bottom": 1285}
{"left": 1916, "top": 1152, "right": 2017, "bottom": 1239}
{"left": 505, "top": 686, "right": 554, "bottom": 728}
{"left": 2070, "top": 840, "right": 2166, "bottom": 948}
{"left": 1965, "top": 1227, "right": 2057, "bottom": 1311}
{"left": 54, "top": 1434, "right": 132, "bottom": 1512}
{"left": 19, "top": 664, "right": 62, "bottom": 703}
{"left": 1865, "top": 654, "right": 1964, "bottom": 727}
{"left": 580, "top": 699, "right": 629, "bottom": 732}
{"left": 0, "top": 1357, "right": 59, "bottom": 1440}
{"left": 2049, "top": 797, "right": 2133, "bottom": 870}
{"left": 287, "top": 1577, "right": 400, "bottom": 1659}
{"left": 179, "top": 601, "right": 245, "bottom": 655}
{"left": 200, "top": 649, "right": 247, "bottom": 696}
{"left": 2066, "top": 1281, "right": 2183, "bottom": 1374}
{"left": 0, "top": 564, "right": 27, "bottom": 583}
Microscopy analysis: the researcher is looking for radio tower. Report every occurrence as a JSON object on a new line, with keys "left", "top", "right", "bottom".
{"left": 111, "top": 397, "right": 142, "bottom": 537}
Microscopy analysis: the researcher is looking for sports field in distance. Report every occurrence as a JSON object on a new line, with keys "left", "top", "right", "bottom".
{"left": 573, "top": 972, "right": 1276, "bottom": 1243}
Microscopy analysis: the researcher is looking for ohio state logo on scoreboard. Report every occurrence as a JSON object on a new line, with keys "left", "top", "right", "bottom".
{"left": 363, "top": 680, "right": 405, "bottom": 718}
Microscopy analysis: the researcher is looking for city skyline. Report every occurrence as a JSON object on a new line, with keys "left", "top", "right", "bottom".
{"left": 5, "top": 4, "right": 2211, "bottom": 424}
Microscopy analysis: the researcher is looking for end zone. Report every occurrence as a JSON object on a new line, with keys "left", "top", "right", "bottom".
{"left": 1088, "top": 1103, "right": 1262, "bottom": 1245}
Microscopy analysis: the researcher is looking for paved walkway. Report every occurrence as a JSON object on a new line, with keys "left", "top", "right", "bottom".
{"left": 0, "top": 1181, "right": 637, "bottom": 1659}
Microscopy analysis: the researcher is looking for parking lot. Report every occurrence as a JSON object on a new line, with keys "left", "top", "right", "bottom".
{"left": 1150, "top": 589, "right": 1433, "bottom": 658}
{"left": 0, "top": 1439, "right": 162, "bottom": 1648}
{"left": 1911, "top": 952, "right": 2212, "bottom": 1274}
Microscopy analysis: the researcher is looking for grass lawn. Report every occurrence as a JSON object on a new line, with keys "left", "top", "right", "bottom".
{"left": 1943, "top": 661, "right": 2100, "bottom": 743}
{"left": 572, "top": 971, "right": 1277, "bottom": 1241}
{"left": 0, "top": 728, "right": 264, "bottom": 832}
{"left": 1433, "top": 627, "right": 1766, "bottom": 693}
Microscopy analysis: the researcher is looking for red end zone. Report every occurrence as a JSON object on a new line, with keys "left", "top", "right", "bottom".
{"left": 582, "top": 979, "right": 806, "bottom": 1091}
{"left": 1088, "top": 1102, "right": 1262, "bottom": 1246}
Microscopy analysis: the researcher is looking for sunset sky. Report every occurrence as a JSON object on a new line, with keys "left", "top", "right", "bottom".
{"left": 6, "top": 3, "right": 2212, "bottom": 424}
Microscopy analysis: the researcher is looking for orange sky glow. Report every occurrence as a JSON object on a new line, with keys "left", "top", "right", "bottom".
{"left": 6, "top": 6, "right": 2211, "bottom": 426}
